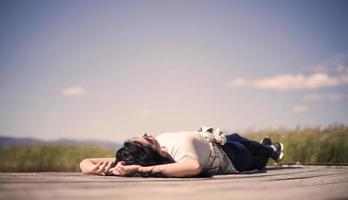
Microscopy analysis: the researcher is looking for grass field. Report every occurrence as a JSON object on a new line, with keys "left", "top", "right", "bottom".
{"left": 0, "top": 125, "right": 347, "bottom": 172}
{"left": 245, "top": 124, "right": 348, "bottom": 165}
{"left": 0, "top": 144, "right": 115, "bottom": 172}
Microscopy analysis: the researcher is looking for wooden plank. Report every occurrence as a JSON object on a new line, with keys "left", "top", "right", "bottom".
{"left": 0, "top": 165, "right": 347, "bottom": 200}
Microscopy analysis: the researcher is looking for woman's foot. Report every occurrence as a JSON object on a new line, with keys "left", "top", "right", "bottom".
{"left": 270, "top": 143, "right": 284, "bottom": 162}
{"left": 260, "top": 137, "right": 272, "bottom": 145}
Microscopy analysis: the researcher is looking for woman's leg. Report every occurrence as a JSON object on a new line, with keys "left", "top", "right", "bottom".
{"left": 224, "top": 133, "right": 274, "bottom": 170}
{"left": 221, "top": 141, "right": 253, "bottom": 172}
{"left": 226, "top": 133, "right": 273, "bottom": 157}
{"left": 250, "top": 155, "right": 270, "bottom": 170}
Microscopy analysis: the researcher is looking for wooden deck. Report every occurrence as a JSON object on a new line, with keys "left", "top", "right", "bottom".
{"left": 1, "top": 165, "right": 347, "bottom": 200}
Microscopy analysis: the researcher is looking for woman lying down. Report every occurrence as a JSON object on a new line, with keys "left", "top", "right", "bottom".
{"left": 80, "top": 126, "right": 284, "bottom": 177}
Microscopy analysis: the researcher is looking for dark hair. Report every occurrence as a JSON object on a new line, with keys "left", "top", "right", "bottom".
{"left": 115, "top": 141, "right": 174, "bottom": 177}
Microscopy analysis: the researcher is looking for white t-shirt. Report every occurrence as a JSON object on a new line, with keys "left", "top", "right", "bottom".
{"left": 156, "top": 131, "right": 211, "bottom": 167}
{"left": 156, "top": 131, "right": 239, "bottom": 175}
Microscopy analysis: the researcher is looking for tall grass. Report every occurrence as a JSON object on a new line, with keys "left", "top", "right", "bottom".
{"left": 0, "top": 143, "right": 114, "bottom": 172}
{"left": 244, "top": 124, "right": 348, "bottom": 165}
{"left": 0, "top": 125, "right": 347, "bottom": 172}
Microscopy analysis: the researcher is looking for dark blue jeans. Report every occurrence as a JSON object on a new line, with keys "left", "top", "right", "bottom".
{"left": 221, "top": 133, "right": 274, "bottom": 172}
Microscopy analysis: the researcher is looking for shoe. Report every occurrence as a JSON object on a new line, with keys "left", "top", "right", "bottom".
{"left": 270, "top": 143, "right": 284, "bottom": 162}
{"left": 260, "top": 137, "right": 272, "bottom": 146}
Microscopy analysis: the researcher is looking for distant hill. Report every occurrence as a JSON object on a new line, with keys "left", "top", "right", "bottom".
{"left": 0, "top": 136, "right": 121, "bottom": 149}
{"left": 0, "top": 136, "right": 42, "bottom": 146}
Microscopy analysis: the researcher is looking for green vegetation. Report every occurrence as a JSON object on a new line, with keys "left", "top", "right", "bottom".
{"left": 244, "top": 124, "right": 348, "bottom": 165}
{"left": 0, "top": 125, "right": 347, "bottom": 172}
{"left": 0, "top": 143, "right": 114, "bottom": 172}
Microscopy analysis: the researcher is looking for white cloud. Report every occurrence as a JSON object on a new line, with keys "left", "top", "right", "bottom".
{"left": 255, "top": 74, "right": 307, "bottom": 90}
{"left": 229, "top": 72, "right": 348, "bottom": 90}
{"left": 228, "top": 78, "right": 250, "bottom": 87}
{"left": 303, "top": 93, "right": 344, "bottom": 101}
{"left": 292, "top": 105, "right": 309, "bottom": 113}
{"left": 61, "top": 86, "right": 87, "bottom": 97}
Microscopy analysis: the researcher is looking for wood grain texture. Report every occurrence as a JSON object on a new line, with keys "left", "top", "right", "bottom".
{"left": 1, "top": 165, "right": 347, "bottom": 200}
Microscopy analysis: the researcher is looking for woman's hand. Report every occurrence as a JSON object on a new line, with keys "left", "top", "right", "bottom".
{"left": 108, "top": 161, "right": 140, "bottom": 176}
{"left": 89, "top": 161, "right": 114, "bottom": 176}
{"left": 80, "top": 158, "right": 115, "bottom": 176}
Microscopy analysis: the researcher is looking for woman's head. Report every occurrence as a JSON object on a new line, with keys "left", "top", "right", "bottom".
{"left": 115, "top": 141, "right": 174, "bottom": 177}
{"left": 115, "top": 133, "right": 174, "bottom": 176}
{"left": 128, "top": 133, "right": 162, "bottom": 153}
{"left": 116, "top": 140, "right": 173, "bottom": 166}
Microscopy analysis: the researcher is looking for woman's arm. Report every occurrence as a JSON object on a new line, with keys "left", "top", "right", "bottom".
{"left": 80, "top": 157, "right": 115, "bottom": 175}
{"left": 111, "top": 159, "right": 202, "bottom": 177}
{"left": 140, "top": 159, "right": 202, "bottom": 177}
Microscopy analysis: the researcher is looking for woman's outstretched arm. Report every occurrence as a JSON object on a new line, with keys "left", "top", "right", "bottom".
{"left": 80, "top": 157, "right": 115, "bottom": 175}
{"left": 111, "top": 159, "right": 202, "bottom": 177}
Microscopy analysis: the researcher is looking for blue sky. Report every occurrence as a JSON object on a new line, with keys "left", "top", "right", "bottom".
{"left": 1, "top": 0, "right": 348, "bottom": 142}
